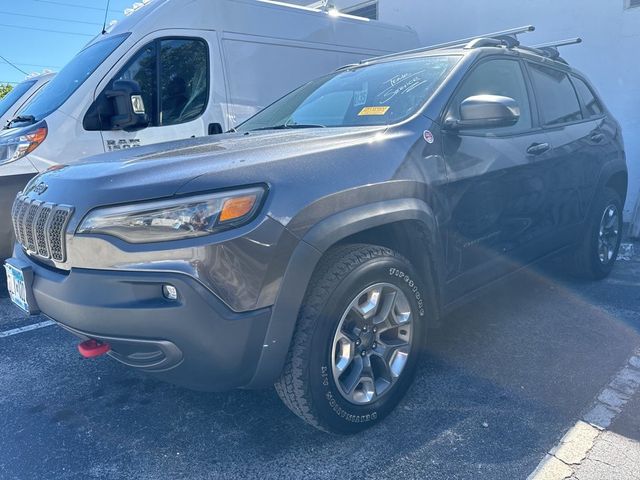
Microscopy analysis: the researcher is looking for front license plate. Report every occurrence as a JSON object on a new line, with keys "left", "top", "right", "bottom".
{"left": 4, "top": 263, "right": 29, "bottom": 313}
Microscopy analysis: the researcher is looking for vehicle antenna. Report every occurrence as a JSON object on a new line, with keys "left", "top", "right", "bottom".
{"left": 101, "top": 0, "right": 111, "bottom": 34}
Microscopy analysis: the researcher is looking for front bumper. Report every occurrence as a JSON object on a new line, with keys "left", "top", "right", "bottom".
{"left": 10, "top": 247, "right": 273, "bottom": 391}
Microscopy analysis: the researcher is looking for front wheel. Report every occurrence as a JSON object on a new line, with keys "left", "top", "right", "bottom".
{"left": 275, "top": 244, "right": 431, "bottom": 434}
{"left": 570, "top": 187, "right": 623, "bottom": 280}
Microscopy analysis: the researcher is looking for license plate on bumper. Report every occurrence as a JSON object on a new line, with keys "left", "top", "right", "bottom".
{"left": 4, "top": 261, "right": 38, "bottom": 315}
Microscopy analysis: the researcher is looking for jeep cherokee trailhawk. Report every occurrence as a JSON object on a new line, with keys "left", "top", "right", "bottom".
{"left": 5, "top": 27, "right": 627, "bottom": 433}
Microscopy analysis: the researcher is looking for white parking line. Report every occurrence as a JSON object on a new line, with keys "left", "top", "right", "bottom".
{"left": 0, "top": 320, "right": 55, "bottom": 338}
{"left": 527, "top": 348, "right": 640, "bottom": 480}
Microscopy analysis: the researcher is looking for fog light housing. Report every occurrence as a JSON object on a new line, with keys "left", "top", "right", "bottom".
{"left": 162, "top": 284, "right": 178, "bottom": 301}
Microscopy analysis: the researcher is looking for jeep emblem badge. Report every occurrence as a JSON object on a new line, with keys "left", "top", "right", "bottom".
{"left": 33, "top": 182, "right": 48, "bottom": 195}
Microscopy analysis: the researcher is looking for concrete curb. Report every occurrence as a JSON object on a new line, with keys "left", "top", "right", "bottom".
{"left": 528, "top": 349, "right": 640, "bottom": 480}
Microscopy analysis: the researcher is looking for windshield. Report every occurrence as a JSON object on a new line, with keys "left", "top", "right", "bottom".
{"left": 237, "top": 55, "right": 460, "bottom": 131}
{"left": 19, "top": 33, "right": 129, "bottom": 122}
{"left": 0, "top": 80, "right": 36, "bottom": 119}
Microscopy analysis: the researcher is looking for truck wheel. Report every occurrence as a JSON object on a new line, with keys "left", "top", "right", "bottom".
{"left": 570, "top": 187, "right": 623, "bottom": 280}
{"left": 275, "top": 244, "right": 430, "bottom": 434}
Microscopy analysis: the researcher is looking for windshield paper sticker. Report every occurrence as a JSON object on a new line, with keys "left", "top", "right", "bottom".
{"left": 358, "top": 106, "right": 390, "bottom": 116}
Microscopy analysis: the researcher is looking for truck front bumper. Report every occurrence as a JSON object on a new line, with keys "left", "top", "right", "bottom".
{"left": 9, "top": 247, "right": 273, "bottom": 391}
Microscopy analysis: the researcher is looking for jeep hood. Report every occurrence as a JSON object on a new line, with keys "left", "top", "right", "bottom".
{"left": 25, "top": 126, "right": 385, "bottom": 210}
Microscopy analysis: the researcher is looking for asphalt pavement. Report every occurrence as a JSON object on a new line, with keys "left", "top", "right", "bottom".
{"left": 1, "top": 243, "right": 639, "bottom": 480}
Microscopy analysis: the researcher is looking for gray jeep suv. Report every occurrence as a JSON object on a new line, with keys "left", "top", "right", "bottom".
{"left": 5, "top": 30, "right": 627, "bottom": 433}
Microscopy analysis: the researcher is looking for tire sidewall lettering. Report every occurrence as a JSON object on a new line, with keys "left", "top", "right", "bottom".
{"left": 388, "top": 267, "right": 425, "bottom": 317}
{"left": 320, "top": 365, "right": 378, "bottom": 423}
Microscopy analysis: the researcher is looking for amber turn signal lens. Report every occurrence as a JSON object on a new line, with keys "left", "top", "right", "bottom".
{"left": 219, "top": 194, "right": 257, "bottom": 223}
{"left": 25, "top": 127, "right": 48, "bottom": 155}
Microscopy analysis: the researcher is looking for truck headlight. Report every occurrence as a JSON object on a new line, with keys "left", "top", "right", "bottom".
{"left": 77, "top": 186, "right": 266, "bottom": 243}
{"left": 0, "top": 122, "right": 48, "bottom": 165}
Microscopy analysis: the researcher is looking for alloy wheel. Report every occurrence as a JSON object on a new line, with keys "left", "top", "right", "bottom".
{"left": 330, "top": 283, "right": 413, "bottom": 405}
{"left": 598, "top": 204, "right": 620, "bottom": 264}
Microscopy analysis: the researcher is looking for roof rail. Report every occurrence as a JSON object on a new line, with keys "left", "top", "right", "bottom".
{"left": 359, "top": 25, "right": 535, "bottom": 64}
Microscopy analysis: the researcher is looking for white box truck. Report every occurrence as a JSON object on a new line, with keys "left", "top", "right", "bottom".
{"left": 0, "top": 0, "right": 419, "bottom": 257}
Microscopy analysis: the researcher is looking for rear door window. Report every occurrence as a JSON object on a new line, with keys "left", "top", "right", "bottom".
{"left": 572, "top": 76, "right": 604, "bottom": 118}
{"left": 528, "top": 63, "right": 583, "bottom": 126}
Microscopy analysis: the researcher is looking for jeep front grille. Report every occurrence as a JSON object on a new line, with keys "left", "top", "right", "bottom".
{"left": 11, "top": 195, "right": 73, "bottom": 262}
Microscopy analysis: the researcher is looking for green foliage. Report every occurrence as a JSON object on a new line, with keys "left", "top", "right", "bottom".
{"left": 0, "top": 83, "right": 13, "bottom": 99}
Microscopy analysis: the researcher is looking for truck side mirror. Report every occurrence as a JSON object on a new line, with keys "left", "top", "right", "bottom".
{"left": 445, "top": 95, "right": 520, "bottom": 131}
{"left": 106, "top": 80, "right": 149, "bottom": 132}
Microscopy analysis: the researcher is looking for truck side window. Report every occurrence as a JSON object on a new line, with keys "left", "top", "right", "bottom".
{"left": 449, "top": 59, "right": 532, "bottom": 134}
{"left": 528, "top": 63, "right": 582, "bottom": 126}
{"left": 159, "top": 39, "right": 208, "bottom": 126}
{"left": 572, "top": 76, "right": 604, "bottom": 118}
{"left": 94, "top": 37, "right": 209, "bottom": 130}
{"left": 115, "top": 43, "right": 158, "bottom": 125}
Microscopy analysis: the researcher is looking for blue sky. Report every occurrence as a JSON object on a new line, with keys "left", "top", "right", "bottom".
{"left": 0, "top": 0, "right": 133, "bottom": 85}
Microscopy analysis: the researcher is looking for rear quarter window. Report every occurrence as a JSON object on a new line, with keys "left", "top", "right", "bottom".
{"left": 528, "top": 62, "right": 583, "bottom": 126}
{"left": 572, "top": 76, "right": 605, "bottom": 118}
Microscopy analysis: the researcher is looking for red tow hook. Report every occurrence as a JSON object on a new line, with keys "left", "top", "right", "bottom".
{"left": 77, "top": 339, "right": 111, "bottom": 358}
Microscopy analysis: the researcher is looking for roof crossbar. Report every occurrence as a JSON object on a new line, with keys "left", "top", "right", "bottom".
{"left": 533, "top": 37, "right": 583, "bottom": 49}
{"left": 360, "top": 25, "right": 535, "bottom": 64}
{"left": 523, "top": 38, "right": 582, "bottom": 63}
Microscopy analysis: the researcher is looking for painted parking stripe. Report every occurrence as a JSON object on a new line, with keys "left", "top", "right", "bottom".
{"left": 527, "top": 349, "right": 640, "bottom": 480}
{"left": 0, "top": 320, "right": 55, "bottom": 338}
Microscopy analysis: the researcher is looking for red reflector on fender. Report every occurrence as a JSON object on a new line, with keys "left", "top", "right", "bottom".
{"left": 78, "top": 339, "right": 111, "bottom": 358}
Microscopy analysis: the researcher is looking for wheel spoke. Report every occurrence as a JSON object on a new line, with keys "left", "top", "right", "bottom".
{"left": 352, "top": 355, "right": 377, "bottom": 403}
{"left": 361, "top": 353, "right": 375, "bottom": 379}
{"left": 598, "top": 242, "right": 606, "bottom": 262}
{"left": 371, "top": 290, "right": 398, "bottom": 325}
{"left": 341, "top": 356, "right": 364, "bottom": 395}
{"left": 374, "top": 338, "right": 410, "bottom": 379}
{"left": 352, "top": 286, "right": 383, "bottom": 320}
{"left": 604, "top": 208, "right": 617, "bottom": 229}
{"left": 333, "top": 333, "right": 355, "bottom": 374}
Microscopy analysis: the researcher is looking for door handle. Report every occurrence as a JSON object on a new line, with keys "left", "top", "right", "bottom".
{"left": 590, "top": 133, "right": 605, "bottom": 143}
{"left": 526, "top": 142, "right": 550, "bottom": 156}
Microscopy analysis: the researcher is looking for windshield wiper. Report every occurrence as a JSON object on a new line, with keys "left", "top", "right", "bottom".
{"left": 250, "top": 123, "right": 326, "bottom": 132}
{"left": 8, "top": 114, "right": 36, "bottom": 127}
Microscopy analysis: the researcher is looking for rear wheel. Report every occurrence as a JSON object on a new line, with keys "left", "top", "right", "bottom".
{"left": 275, "top": 244, "right": 431, "bottom": 434}
{"left": 570, "top": 187, "right": 623, "bottom": 279}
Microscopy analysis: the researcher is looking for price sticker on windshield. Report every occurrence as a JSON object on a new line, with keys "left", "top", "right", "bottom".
{"left": 358, "top": 106, "right": 390, "bottom": 116}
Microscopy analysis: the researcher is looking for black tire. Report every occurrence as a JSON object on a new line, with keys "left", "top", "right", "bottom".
{"left": 274, "top": 244, "right": 432, "bottom": 434}
{"left": 570, "top": 187, "right": 623, "bottom": 280}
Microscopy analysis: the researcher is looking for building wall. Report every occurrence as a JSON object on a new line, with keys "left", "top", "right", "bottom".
{"left": 380, "top": 0, "right": 640, "bottom": 218}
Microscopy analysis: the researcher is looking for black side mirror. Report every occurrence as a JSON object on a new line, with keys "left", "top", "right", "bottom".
{"left": 105, "top": 80, "right": 149, "bottom": 132}
{"left": 445, "top": 95, "right": 520, "bottom": 130}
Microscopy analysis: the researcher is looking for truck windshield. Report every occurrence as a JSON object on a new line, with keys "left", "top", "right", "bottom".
{"left": 0, "top": 79, "right": 36, "bottom": 119}
{"left": 18, "top": 33, "right": 129, "bottom": 123}
{"left": 237, "top": 55, "right": 460, "bottom": 131}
